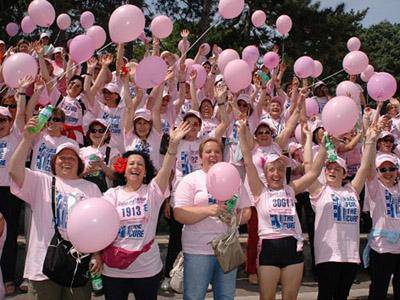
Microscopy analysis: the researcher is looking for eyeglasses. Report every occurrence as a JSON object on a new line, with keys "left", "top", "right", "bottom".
{"left": 378, "top": 167, "right": 398, "bottom": 173}
{"left": 256, "top": 130, "right": 272, "bottom": 136}
{"left": 0, "top": 117, "right": 9, "bottom": 123}
{"left": 89, "top": 128, "right": 106, "bottom": 134}
{"left": 2, "top": 104, "right": 17, "bottom": 109}
{"left": 49, "top": 117, "right": 64, "bottom": 123}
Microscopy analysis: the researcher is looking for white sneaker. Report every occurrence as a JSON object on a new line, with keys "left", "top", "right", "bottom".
{"left": 207, "top": 284, "right": 213, "bottom": 292}
{"left": 161, "top": 277, "right": 171, "bottom": 291}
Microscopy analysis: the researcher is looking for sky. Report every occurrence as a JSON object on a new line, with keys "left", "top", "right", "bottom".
{"left": 313, "top": 0, "right": 400, "bottom": 27}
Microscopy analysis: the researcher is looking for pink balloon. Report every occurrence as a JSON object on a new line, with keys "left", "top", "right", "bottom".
{"left": 242, "top": 45, "right": 259, "bottom": 69}
{"left": 184, "top": 58, "right": 195, "bottom": 70}
{"left": 312, "top": 60, "right": 323, "bottom": 78}
{"left": 186, "top": 64, "right": 207, "bottom": 89}
{"left": 305, "top": 97, "right": 319, "bottom": 117}
{"left": 367, "top": 72, "right": 397, "bottom": 102}
{"left": 343, "top": 51, "right": 369, "bottom": 75}
{"left": 21, "top": 16, "right": 36, "bottom": 34}
{"left": 252, "top": 10, "right": 266, "bottom": 28}
{"left": 294, "top": 56, "right": 314, "bottom": 79}
{"left": 363, "top": 65, "right": 374, "bottom": 78}
{"left": 224, "top": 59, "right": 252, "bottom": 93}
{"left": 295, "top": 124, "right": 302, "bottom": 143}
{"left": 150, "top": 15, "right": 173, "bottom": 39}
{"left": 57, "top": 13, "right": 71, "bottom": 30}
{"left": 109, "top": 5, "right": 145, "bottom": 43}
{"left": 178, "top": 39, "right": 190, "bottom": 53}
{"left": 347, "top": 37, "right": 361, "bottom": 52}
{"left": 276, "top": 15, "right": 292, "bottom": 35}
{"left": 69, "top": 34, "right": 95, "bottom": 64}
{"left": 28, "top": 0, "right": 55, "bottom": 27}
{"left": 218, "top": 0, "right": 245, "bottom": 19}
{"left": 200, "top": 43, "right": 211, "bottom": 56}
{"left": 80, "top": 11, "right": 95, "bottom": 29}
{"left": 336, "top": 81, "right": 360, "bottom": 102}
{"left": 321, "top": 96, "right": 359, "bottom": 136}
{"left": 86, "top": 25, "right": 106, "bottom": 49}
{"left": 135, "top": 56, "right": 168, "bottom": 89}
{"left": 67, "top": 198, "right": 120, "bottom": 253}
{"left": 206, "top": 162, "right": 241, "bottom": 201}
{"left": 6, "top": 22, "right": 19, "bottom": 37}
{"left": 2, "top": 53, "right": 38, "bottom": 88}
{"left": 218, "top": 49, "right": 240, "bottom": 73}
{"left": 263, "top": 52, "right": 280, "bottom": 69}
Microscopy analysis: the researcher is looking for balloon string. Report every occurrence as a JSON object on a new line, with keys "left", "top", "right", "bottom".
{"left": 96, "top": 41, "right": 113, "bottom": 55}
{"left": 309, "top": 69, "right": 345, "bottom": 88}
{"left": 281, "top": 36, "right": 285, "bottom": 62}
{"left": 183, "top": 20, "right": 223, "bottom": 56}
{"left": 54, "top": 30, "right": 61, "bottom": 45}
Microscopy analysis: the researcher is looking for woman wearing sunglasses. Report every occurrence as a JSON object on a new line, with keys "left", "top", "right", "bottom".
{"left": 80, "top": 119, "right": 119, "bottom": 192}
{"left": 364, "top": 153, "right": 400, "bottom": 300}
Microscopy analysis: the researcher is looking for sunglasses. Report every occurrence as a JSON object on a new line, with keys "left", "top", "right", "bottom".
{"left": 0, "top": 117, "right": 10, "bottom": 123}
{"left": 378, "top": 167, "right": 398, "bottom": 173}
{"left": 2, "top": 103, "right": 17, "bottom": 109}
{"left": 256, "top": 130, "right": 272, "bottom": 136}
{"left": 89, "top": 128, "right": 106, "bottom": 134}
{"left": 49, "top": 117, "right": 64, "bottom": 123}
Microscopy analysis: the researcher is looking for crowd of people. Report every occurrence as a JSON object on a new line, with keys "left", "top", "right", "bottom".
{"left": 0, "top": 24, "right": 399, "bottom": 300}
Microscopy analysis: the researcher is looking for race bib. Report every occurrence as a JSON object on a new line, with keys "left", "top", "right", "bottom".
{"left": 268, "top": 195, "right": 296, "bottom": 231}
{"left": 331, "top": 193, "right": 358, "bottom": 223}
{"left": 384, "top": 190, "right": 400, "bottom": 219}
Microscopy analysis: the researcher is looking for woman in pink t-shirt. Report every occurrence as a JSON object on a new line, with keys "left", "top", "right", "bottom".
{"left": 305, "top": 125, "right": 378, "bottom": 300}
{"left": 365, "top": 153, "right": 400, "bottom": 300}
{"left": 101, "top": 121, "right": 191, "bottom": 300}
{"left": 239, "top": 121, "right": 326, "bottom": 300}
{"left": 174, "top": 138, "right": 252, "bottom": 299}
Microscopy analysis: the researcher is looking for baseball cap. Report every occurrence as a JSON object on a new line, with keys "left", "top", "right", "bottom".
{"left": 183, "top": 110, "right": 202, "bottom": 123}
{"left": 214, "top": 74, "right": 224, "bottom": 84}
{"left": 0, "top": 40, "right": 5, "bottom": 45}
{"left": 134, "top": 108, "right": 152, "bottom": 122}
{"left": 264, "top": 154, "right": 290, "bottom": 167}
{"left": 237, "top": 93, "right": 251, "bottom": 104}
{"left": 326, "top": 156, "right": 347, "bottom": 172}
{"left": 53, "top": 47, "right": 63, "bottom": 54}
{"left": 254, "top": 120, "right": 275, "bottom": 134}
{"left": 0, "top": 106, "right": 12, "bottom": 118}
{"left": 55, "top": 142, "right": 80, "bottom": 156}
{"left": 40, "top": 32, "right": 50, "bottom": 39}
{"left": 378, "top": 131, "right": 394, "bottom": 140}
{"left": 375, "top": 153, "right": 398, "bottom": 168}
{"left": 102, "top": 83, "right": 120, "bottom": 95}
{"left": 270, "top": 95, "right": 284, "bottom": 106}
{"left": 314, "top": 81, "right": 326, "bottom": 89}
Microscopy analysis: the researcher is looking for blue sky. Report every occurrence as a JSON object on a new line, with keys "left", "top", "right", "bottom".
{"left": 313, "top": 0, "right": 400, "bottom": 27}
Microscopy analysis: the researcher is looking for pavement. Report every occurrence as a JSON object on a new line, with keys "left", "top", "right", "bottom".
{"left": 6, "top": 235, "right": 395, "bottom": 300}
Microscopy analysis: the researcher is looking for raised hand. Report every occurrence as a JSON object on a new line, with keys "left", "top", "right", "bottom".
{"left": 33, "top": 75, "right": 46, "bottom": 94}
{"left": 87, "top": 57, "right": 98, "bottom": 72}
{"left": 18, "top": 75, "right": 35, "bottom": 91}
{"left": 189, "top": 69, "right": 197, "bottom": 82}
{"left": 180, "top": 29, "right": 190, "bottom": 39}
{"left": 215, "top": 84, "right": 227, "bottom": 102}
{"left": 99, "top": 53, "right": 113, "bottom": 67}
{"left": 170, "top": 121, "right": 192, "bottom": 144}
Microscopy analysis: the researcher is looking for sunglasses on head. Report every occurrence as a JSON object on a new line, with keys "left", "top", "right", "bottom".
{"left": 89, "top": 128, "right": 106, "bottom": 134}
{"left": 2, "top": 103, "right": 17, "bottom": 109}
{"left": 49, "top": 117, "right": 64, "bottom": 123}
{"left": 378, "top": 167, "right": 398, "bottom": 173}
{"left": 0, "top": 117, "right": 9, "bottom": 123}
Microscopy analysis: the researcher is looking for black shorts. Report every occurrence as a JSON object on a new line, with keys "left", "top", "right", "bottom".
{"left": 259, "top": 236, "right": 304, "bottom": 268}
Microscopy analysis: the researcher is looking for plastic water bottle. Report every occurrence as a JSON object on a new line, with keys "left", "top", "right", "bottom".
{"left": 90, "top": 259, "right": 103, "bottom": 297}
{"left": 88, "top": 154, "right": 101, "bottom": 176}
{"left": 323, "top": 132, "right": 337, "bottom": 162}
{"left": 28, "top": 105, "right": 53, "bottom": 133}
{"left": 226, "top": 194, "right": 239, "bottom": 215}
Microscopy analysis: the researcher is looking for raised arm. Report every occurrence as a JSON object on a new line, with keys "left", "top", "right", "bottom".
{"left": 124, "top": 88, "right": 143, "bottom": 134}
{"left": 214, "top": 85, "right": 229, "bottom": 141}
{"left": 150, "top": 84, "right": 163, "bottom": 134}
{"left": 15, "top": 76, "right": 34, "bottom": 132}
{"left": 115, "top": 43, "right": 125, "bottom": 74}
{"left": 174, "top": 63, "right": 187, "bottom": 115}
{"left": 189, "top": 69, "right": 200, "bottom": 112}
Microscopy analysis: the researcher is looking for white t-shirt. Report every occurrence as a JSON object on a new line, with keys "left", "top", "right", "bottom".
{"left": 0, "top": 129, "right": 21, "bottom": 186}
{"left": 102, "top": 180, "right": 169, "bottom": 278}
{"left": 10, "top": 170, "right": 101, "bottom": 281}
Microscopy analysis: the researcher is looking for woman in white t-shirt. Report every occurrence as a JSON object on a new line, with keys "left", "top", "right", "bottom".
{"left": 305, "top": 125, "right": 378, "bottom": 300}
{"left": 101, "top": 121, "right": 191, "bottom": 300}
{"left": 364, "top": 153, "right": 400, "bottom": 300}
{"left": 8, "top": 118, "right": 103, "bottom": 300}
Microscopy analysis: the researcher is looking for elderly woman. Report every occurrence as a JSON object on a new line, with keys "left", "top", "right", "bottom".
{"left": 174, "top": 137, "right": 252, "bottom": 299}
{"left": 8, "top": 116, "right": 103, "bottom": 300}
{"left": 101, "top": 121, "right": 191, "bottom": 300}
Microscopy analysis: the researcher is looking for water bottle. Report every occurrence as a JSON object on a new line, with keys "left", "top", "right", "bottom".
{"left": 90, "top": 259, "right": 104, "bottom": 297}
{"left": 226, "top": 194, "right": 239, "bottom": 215}
{"left": 88, "top": 154, "right": 101, "bottom": 176}
{"left": 323, "top": 132, "right": 337, "bottom": 162}
{"left": 28, "top": 105, "right": 53, "bottom": 133}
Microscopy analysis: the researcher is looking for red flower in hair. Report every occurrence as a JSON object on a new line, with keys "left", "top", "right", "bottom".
{"left": 114, "top": 157, "right": 127, "bottom": 174}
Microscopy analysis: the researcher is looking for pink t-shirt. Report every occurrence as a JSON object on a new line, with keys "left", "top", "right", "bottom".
{"left": 102, "top": 180, "right": 170, "bottom": 278}
{"left": 0, "top": 129, "right": 21, "bottom": 186}
{"left": 255, "top": 185, "right": 303, "bottom": 245}
{"left": 174, "top": 169, "right": 251, "bottom": 255}
{"left": 10, "top": 169, "right": 101, "bottom": 281}
{"left": 366, "top": 177, "right": 400, "bottom": 254}
{"left": 311, "top": 184, "right": 360, "bottom": 265}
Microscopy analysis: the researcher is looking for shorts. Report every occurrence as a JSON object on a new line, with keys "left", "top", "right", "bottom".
{"left": 259, "top": 236, "right": 304, "bottom": 268}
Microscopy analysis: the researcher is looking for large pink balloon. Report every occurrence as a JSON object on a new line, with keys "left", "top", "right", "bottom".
{"left": 57, "top": 14, "right": 71, "bottom": 30}
{"left": 150, "top": 15, "right": 173, "bottom": 39}
{"left": 86, "top": 25, "right": 106, "bottom": 49}
{"left": 361, "top": 65, "right": 375, "bottom": 82}
{"left": 305, "top": 97, "right": 319, "bottom": 117}
{"left": 242, "top": 45, "right": 259, "bottom": 69}
{"left": 224, "top": 59, "right": 252, "bottom": 93}
{"left": 367, "top": 72, "right": 397, "bottom": 102}
{"left": 206, "top": 162, "right": 241, "bottom": 201}
{"left": 135, "top": 56, "right": 168, "bottom": 89}
{"left": 67, "top": 198, "right": 120, "bottom": 253}
{"left": 263, "top": 52, "right": 280, "bottom": 69}
{"left": 80, "top": 11, "right": 95, "bottom": 29}
{"left": 2, "top": 53, "right": 38, "bottom": 88}
{"left": 69, "top": 34, "right": 95, "bottom": 64}
{"left": 200, "top": 43, "right": 211, "bottom": 56}
{"left": 252, "top": 10, "right": 266, "bottom": 28}
{"left": 184, "top": 58, "right": 195, "bottom": 70}
{"left": 295, "top": 124, "right": 302, "bottom": 143}
{"left": 21, "top": 16, "right": 36, "bottom": 34}
{"left": 28, "top": 0, "right": 55, "bottom": 27}
{"left": 218, "top": 0, "right": 245, "bottom": 19}
{"left": 343, "top": 51, "right": 369, "bottom": 75}
{"left": 321, "top": 96, "right": 359, "bottom": 135}
{"left": 109, "top": 5, "right": 145, "bottom": 43}
{"left": 347, "top": 37, "right": 361, "bottom": 52}
{"left": 218, "top": 49, "right": 240, "bottom": 73}
{"left": 336, "top": 81, "right": 360, "bottom": 101}
{"left": 6, "top": 23, "right": 19, "bottom": 37}
{"left": 178, "top": 39, "right": 190, "bottom": 53}
{"left": 276, "top": 15, "right": 292, "bottom": 35}
{"left": 312, "top": 60, "right": 323, "bottom": 78}
{"left": 294, "top": 56, "right": 314, "bottom": 78}
{"left": 186, "top": 64, "right": 207, "bottom": 89}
